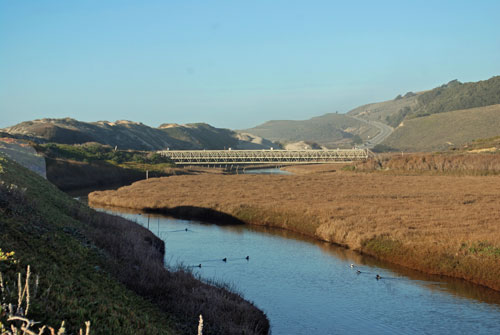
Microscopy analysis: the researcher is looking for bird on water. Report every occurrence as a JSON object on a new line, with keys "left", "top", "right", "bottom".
{"left": 246, "top": 256, "right": 250, "bottom": 260}
{"left": 376, "top": 274, "right": 382, "bottom": 280}
{"left": 222, "top": 258, "right": 227, "bottom": 262}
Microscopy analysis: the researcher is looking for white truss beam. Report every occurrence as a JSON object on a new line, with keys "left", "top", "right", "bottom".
{"left": 157, "top": 149, "right": 371, "bottom": 165}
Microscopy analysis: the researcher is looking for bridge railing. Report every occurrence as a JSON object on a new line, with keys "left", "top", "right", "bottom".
{"left": 157, "top": 149, "right": 371, "bottom": 165}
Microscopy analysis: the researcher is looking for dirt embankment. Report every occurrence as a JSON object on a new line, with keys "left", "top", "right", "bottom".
{"left": 89, "top": 167, "right": 500, "bottom": 291}
{"left": 0, "top": 137, "right": 46, "bottom": 177}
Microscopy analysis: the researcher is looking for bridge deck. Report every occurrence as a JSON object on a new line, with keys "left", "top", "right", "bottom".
{"left": 158, "top": 149, "right": 371, "bottom": 165}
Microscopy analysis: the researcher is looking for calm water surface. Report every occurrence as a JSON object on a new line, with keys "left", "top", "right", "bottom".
{"left": 242, "top": 167, "right": 292, "bottom": 175}
{"left": 93, "top": 207, "right": 500, "bottom": 335}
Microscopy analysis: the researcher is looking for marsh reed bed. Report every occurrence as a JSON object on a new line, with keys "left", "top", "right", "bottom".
{"left": 90, "top": 159, "right": 500, "bottom": 291}
{"left": 356, "top": 152, "right": 500, "bottom": 175}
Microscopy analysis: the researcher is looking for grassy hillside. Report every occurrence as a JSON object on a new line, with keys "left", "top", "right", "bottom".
{"left": 461, "top": 136, "right": 500, "bottom": 153}
{"left": 411, "top": 76, "right": 500, "bottom": 118}
{"left": 348, "top": 92, "right": 422, "bottom": 127}
{"left": 349, "top": 76, "right": 500, "bottom": 127}
{"left": 0, "top": 155, "right": 269, "bottom": 334}
{"left": 382, "top": 104, "right": 500, "bottom": 152}
{"left": 159, "top": 123, "right": 240, "bottom": 149}
{"left": 0, "top": 155, "right": 178, "bottom": 334}
{"left": 351, "top": 76, "right": 500, "bottom": 151}
{"left": 243, "top": 113, "right": 378, "bottom": 148}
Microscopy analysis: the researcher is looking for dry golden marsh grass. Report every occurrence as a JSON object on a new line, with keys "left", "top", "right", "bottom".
{"left": 89, "top": 164, "right": 500, "bottom": 290}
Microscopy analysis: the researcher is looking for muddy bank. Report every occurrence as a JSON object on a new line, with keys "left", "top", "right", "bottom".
{"left": 89, "top": 170, "right": 500, "bottom": 291}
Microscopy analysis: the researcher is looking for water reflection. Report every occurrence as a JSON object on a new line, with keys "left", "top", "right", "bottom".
{"left": 228, "top": 222, "right": 500, "bottom": 305}
{"left": 92, "top": 205, "right": 500, "bottom": 334}
{"left": 242, "top": 167, "right": 292, "bottom": 175}
{"left": 98, "top": 205, "right": 500, "bottom": 306}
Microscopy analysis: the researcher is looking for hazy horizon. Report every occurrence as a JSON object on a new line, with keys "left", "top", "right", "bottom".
{"left": 1, "top": 1, "right": 499, "bottom": 129}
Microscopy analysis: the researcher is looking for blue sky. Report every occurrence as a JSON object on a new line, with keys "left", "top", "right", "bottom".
{"left": 1, "top": 0, "right": 499, "bottom": 129}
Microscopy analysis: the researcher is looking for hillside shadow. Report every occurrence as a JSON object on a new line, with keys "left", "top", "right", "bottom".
{"left": 144, "top": 206, "right": 246, "bottom": 225}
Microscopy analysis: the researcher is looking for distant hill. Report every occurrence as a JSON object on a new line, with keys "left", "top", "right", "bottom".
{"left": 382, "top": 104, "right": 500, "bottom": 152}
{"left": 242, "top": 113, "right": 379, "bottom": 148}
{"left": 349, "top": 76, "right": 500, "bottom": 128}
{"left": 6, "top": 76, "right": 499, "bottom": 153}
{"left": 159, "top": 122, "right": 238, "bottom": 149}
{"left": 160, "top": 122, "right": 276, "bottom": 150}
{"left": 2, "top": 118, "right": 276, "bottom": 150}
{"left": 349, "top": 76, "right": 500, "bottom": 151}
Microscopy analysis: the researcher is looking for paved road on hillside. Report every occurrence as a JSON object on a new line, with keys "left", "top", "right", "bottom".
{"left": 348, "top": 115, "right": 394, "bottom": 149}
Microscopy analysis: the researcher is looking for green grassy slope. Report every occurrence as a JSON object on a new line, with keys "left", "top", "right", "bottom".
{"left": 243, "top": 113, "right": 378, "bottom": 148}
{"left": 0, "top": 155, "right": 178, "bottom": 334}
{"left": 382, "top": 104, "right": 500, "bottom": 152}
{"left": 0, "top": 155, "right": 269, "bottom": 334}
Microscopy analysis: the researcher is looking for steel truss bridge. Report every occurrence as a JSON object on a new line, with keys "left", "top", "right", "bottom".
{"left": 157, "top": 149, "right": 372, "bottom": 165}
